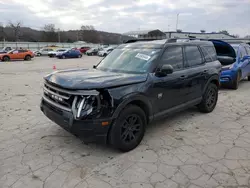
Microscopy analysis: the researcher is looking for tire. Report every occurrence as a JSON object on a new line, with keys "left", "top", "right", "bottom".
{"left": 198, "top": 83, "right": 218, "bottom": 113}
{"left": 3, "top": 56, "right": 10, "bottom": 62}
{"left": 109, "top": 105, "right": 146, "bottom": 152}
{"left": 62, "top": 55, "right": 66, "bottom": 59}
{"left": 37, "top": 53, "right": 41, "bottom": 56}
{"left": 24, "top": 55, "right": 31, "bottom": 61}
{"left": 78, "top": 54, "right": 82, "bottom": 58}
{"left": 91, "top": 53, "right": 94, "bottom": 56}
{"left": 104, "top": 53, "right": 107, "bottom": 57}
{"left": 248, "top": 76, "right": 250, "bottom": 81}
{"left": 231, "top": 71, "right": 241, "bottom": 90}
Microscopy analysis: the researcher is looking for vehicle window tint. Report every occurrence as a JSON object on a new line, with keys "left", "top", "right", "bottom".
{"left": 201, "top": 46, "right": 217, "bottom": 62}
{"left": 18, "top": 50, "right": 27, "bottom": 53}
{"left": 184, "top": 46, "right": 203, "bottom": 67}
{"left": 201, "top": 46, "right": 217, "bottom": 61}
{"left": 160, "top": 46, "right": 183, "bottom": 70}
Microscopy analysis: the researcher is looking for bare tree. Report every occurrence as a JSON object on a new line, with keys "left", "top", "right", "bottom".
{"left": 0, "top": 22, "right": 4, "bottom": 41}
{"left": 176, "top": 29, "right": 182, "bottom": 33}
{"left": 8, "top": 21, "right": 22, "bottom": 41}
{"left": 42, "top": 24, "right": 57, "bottom": 42}
{"left": 219, "top": 30, "right": 230, "bottom": 35}
{"left": 200, "top": 30, "right": 206, "bottom": 33}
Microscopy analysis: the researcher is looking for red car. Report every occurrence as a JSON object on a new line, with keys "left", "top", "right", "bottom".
{"left": 79, "top": 47, "right": 90, "bottom": 53}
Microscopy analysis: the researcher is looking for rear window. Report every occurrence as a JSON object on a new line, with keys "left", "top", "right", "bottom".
{"left": 200, "top": 46, "right": 217, "bottom": 62}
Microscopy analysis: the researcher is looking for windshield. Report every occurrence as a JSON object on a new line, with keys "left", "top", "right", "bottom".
{"left": 97, "top": 48, "right": 160, "bottom": 73}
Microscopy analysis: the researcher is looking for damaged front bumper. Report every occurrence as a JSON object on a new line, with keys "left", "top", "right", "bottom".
{"left": 40, "top": 81, "right": 113, "bottom": 144}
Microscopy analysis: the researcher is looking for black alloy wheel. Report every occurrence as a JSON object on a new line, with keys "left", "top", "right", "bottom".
{"left": 198, "top": 83, "right": 218, "bottom": 113}
{"left": 121, "top": 114, "right": 142, "bottom": 144}
{"left": 205, "top": 87, "right": 216, "bottom": 109}
{"left": 109, "top": 105, "right": 146, "bottom": 152}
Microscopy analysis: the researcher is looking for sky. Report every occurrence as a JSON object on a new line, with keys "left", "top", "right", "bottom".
{"left": 0, "top": 0, "right": 250, "bottom": 37}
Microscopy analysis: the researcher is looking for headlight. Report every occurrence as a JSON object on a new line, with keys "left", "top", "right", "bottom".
{"left": 72, "top": 95, "right": 100, "bottom": 119}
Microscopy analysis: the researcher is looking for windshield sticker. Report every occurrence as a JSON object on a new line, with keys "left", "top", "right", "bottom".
{"left": 135, "top": 53, "right": 151, "bottom": 61}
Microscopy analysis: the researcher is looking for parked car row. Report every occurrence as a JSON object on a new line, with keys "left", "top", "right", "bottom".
{"left": 86, "top": 47, "right": 114, "bottom": 57}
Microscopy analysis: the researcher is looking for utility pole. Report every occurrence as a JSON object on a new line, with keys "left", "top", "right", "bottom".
{"left": 57, "top": 28, "right": 61, "bottom": 43}
{"left": 176, "top": 13, "right": 179, "bottom": 32}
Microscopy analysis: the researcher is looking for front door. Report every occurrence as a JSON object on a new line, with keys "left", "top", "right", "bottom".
{"left": 150, "top": 46, "right": 190, "bottom": 115}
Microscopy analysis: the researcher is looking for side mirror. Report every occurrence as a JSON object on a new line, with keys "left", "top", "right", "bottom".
{"left": 156, "top": 64, "right": 174, "bottom": 77}
{"left": 217, "top": 56, "right": 236, "bottom": 66}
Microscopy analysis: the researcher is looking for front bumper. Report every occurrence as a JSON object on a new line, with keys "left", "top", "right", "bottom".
{"left": 40, "top": 98, "right": 112, "bottom": 144}
{"left": 220, "top": 69, "right": 236, "bottom": 85}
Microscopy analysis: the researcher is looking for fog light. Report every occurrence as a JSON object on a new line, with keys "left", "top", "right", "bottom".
{"left": 102, "top": 121, "right": 109, "bottom": 126}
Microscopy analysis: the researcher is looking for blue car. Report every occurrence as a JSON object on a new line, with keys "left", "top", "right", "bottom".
{"left": 210, "top": 40, "right": 250, "bottom": 89}
{"left": 56, "top": 49, "right": 82, "bottom": 59}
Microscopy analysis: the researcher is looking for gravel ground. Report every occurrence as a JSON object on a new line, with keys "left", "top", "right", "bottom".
{"left": 1, "top": 56, "right": 250, "bottom": 188}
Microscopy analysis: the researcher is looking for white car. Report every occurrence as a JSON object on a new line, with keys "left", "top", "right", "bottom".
{"left": 35, "top": 48, "right": 55, "bottom": 56}
{"left": 48, "top": 49, "right": 67, "bottom": 58}
{"left": 98, "top": 47, "right": 114, "bottom": 57}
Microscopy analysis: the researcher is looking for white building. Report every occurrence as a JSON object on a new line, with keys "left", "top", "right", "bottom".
{"left": 165, "top": 31, "right": 236, "bottom": 39}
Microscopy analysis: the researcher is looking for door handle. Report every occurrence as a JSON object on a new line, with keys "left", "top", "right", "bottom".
{"left": 180, "top": 75, "right": 187, "bottom": 79}
{"left": 200, "top": 70, "right": 208, "bottom": 75}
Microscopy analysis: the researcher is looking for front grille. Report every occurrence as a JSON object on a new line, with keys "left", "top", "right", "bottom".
{"left": 44, "top": 82, "right": 73, "bottom": 108}
{"left": 42, "top": 81, "right": 100, "bottom": 118}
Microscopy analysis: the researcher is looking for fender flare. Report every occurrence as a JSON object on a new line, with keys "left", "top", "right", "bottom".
{"left": 203, "top": 75, "right": 219, "bottom": 94}
{"left": 111, "top": 93, "right": 153, "bottom": 120}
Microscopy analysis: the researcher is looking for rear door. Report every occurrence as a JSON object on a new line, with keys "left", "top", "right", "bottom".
{"left": 183, "top": 45, "right": 208, "bottom": 101}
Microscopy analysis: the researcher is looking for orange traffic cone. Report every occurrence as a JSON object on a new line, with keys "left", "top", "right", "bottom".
{"left": 53, "top": 65, "right": 56, "bottom": 70}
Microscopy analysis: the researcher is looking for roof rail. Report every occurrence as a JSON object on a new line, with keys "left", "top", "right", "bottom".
{"left": 123, "top": 38, "right": 164, "bottom": 44}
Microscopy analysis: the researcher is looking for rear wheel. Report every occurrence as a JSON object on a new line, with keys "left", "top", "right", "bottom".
{"left": 78, "top": 54, "right": 82, "bottom": 58}
{"left": 24, "top": 55, "right": 31, "bottom": 61}
{"left": 3, "top": 56, "right": 10, "bottom": 62}
{"left": 198, "top": 83, "right": 218, "bottom": 113}
{"left": 109, "top": 105, "right": 146, "bottom": 152}
{"left": 62, "top": 55, "right": 66, "bottom": 59}
{"left": 231, "top": 71, "right": 241, "bottom": 90}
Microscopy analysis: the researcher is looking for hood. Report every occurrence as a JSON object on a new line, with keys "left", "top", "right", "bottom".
{"left": 44, "top": 68, "right": 148, "bottom": 90}
{"left": 209, "top": 39, "right": 236, "bottom": 58}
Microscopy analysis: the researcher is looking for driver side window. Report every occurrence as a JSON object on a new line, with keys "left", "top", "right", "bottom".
{"left": 160, "top": 46, "right": 184, "bottom": 71}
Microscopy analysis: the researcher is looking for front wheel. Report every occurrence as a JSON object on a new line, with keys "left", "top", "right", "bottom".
{"left": 109, "top": 105, "right": 146, "bottom": 152}
{"left": 231, "top": 71, "right": 241, "bottom": 90}
{"left": 198, "top": 83, "right": 218, "bottom": 113}
{"left": 78, "top": 54, "right": 82, "bottom": 58}
{"left": 24, "top": 55, "right": 31, "bottom": 61}
{"left": 62, "top": 55, "right": 66, "bottom": 59}
{"left": 3, "top": 56, "right": 10, "bottom": 61}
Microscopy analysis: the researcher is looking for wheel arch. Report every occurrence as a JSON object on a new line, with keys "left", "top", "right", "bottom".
{"left": 111, "top": 94, "right": 153, "bottom": 124}
{"left": 203, "top": 75, "right": 220, "bottom": 94}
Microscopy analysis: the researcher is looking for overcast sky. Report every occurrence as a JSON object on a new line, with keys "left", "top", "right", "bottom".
{"left": 1, "top": 0, "right": 250, "bottom": 37}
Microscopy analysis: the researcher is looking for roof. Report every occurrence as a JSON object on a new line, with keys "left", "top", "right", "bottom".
{"left": 119, "top": 39, "right": 213, "bottom": 49}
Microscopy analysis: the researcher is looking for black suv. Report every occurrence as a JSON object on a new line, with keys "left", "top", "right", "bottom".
{"left": 40, "top": 39, "right": 221, "bottom": 151}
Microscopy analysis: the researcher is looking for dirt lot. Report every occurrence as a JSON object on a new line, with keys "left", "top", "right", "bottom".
{"left": 1, "top": 56, "right": 250, "bottom": 188}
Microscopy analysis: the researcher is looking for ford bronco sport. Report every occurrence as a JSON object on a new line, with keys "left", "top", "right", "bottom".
{"left": 40, "top": 39, "right": 221, "bottom": 151}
